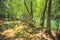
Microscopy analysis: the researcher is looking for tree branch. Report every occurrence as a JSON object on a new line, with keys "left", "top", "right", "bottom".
{"left": 24, "top": 0, "right": 30, "bottom": 14}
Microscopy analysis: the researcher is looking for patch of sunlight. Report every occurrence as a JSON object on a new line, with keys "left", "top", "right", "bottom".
{"left": 13, "top": 25, "right": 26, "bottom": 33}
{"left": 29, "top": 34, "right": 34, "bottom": 38}
{"left": 15, "top": 38, "right": 25, "bottom": 40}
{"left": 2, "top": 29, "right": 15, "bottom": 38}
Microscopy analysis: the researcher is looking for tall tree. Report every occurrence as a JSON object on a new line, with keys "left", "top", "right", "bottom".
{"left": 46, "top": 0, "right": 51, "bottom": 32}
{"left": 29, "top": 0, "right": 35, "bottom": 28}
{"left": 57, "top": 0, "right": 60, "bottom": 34}
{"left": 56, "top": 0, "right": 60, "bottom": 40}
{"left": 46, "top": 0, "right": 55, "bottom": 39}
{"left": 30, "top": 0, "right": 33, "bottom": 20}
{"left": 24, "top": 0, "right": 34, "bottom": 28}
{"left": 40, "top": 0, "right": 48, "bottom": 28}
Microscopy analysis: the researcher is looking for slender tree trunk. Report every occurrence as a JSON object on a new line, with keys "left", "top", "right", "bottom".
{"left": 46, "top": 0, "right": 51, "bottom": 33}
{"left": 24, "top": 0, "right": 30, "bottom": 14}
{"left": 56, "top": 19, "right": 60, "bottom": 40}
{"left": 30, "top": 0, "right": 33, "bottom": 20}
{"left": 55, "top": 0, "right": 60, "bottom": 40}
{"left": 0, "top": 20, "right": 4, "bottom": 32}
{"left": 57, "top": 19, "right": 60, "bottom": 33}
{"left": 29, "top": 0, "right": 35, "bottom": 28}
{"left": 46, "top": 0, "right": 55, "bottom": 39}
{"left": 24, "top": 0, "right": 34, "bottom": 28}
{"left": 57, "top": 0, "right": 60, "bottom": 34}
{"left": 40, "top": 0, "right": 48, "bottom": 28}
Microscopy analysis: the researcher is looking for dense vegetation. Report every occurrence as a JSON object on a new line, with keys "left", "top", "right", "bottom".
{"left": 0, "top": 0, "right": 60, "bottom": 40}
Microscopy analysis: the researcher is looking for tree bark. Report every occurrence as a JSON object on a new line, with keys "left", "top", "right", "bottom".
{"left": 46, "top": 0, "right": 55, "bottom": 39}
{"left": 29, "top": 0, "right": 35, "bottom": 28}
{"left": 24, "top": 0, "right": 34, "bottom": 28}
{"left": 57, "top": 19, "right": 60, "bottom": 33}
{"left": 56, "top": 19, "right": 60, "bottom": 40}
{"left": 40, "top": 0, "right": 48, "bottom": 28}
{"left": 46, "top": 0, "right": 51, "bottom": 33}
{"left": 56, "top": 0, "right": 60, "bottom": 40}
{"left": 24, "top": 0, "right": 30, "bottom": 14}
{"left": 30, "top": 0, "right": 33, "bottom": 20}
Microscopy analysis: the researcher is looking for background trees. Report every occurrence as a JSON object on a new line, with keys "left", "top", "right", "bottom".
{"left": 0, "top": 0, "right": 60, "bottom": 40}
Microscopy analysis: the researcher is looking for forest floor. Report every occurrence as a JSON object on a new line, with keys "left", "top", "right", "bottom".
{"left": 0, "top": 21, "right": 56, "bottom": 40}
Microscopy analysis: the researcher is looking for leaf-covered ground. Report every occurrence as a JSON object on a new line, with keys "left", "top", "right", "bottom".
{"left": 0, "top": 21, "right": 56, "bottom": 40}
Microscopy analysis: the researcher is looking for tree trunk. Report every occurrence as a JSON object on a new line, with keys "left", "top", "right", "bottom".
{"left": 40, "top": 0, "right": 48, "bottom": 28}
{"left": 55, "top": 0, "right": 60, "bottom": 40}
{"left": 57, "top": 19, "right": 60, "bottom": 33}
{"left": 46, "top": 0, "right": 55, "bottom": 39}
{"left": 0, "top": 21, "right": 4, "bottom": 32}
{"left": 56, "top": 19, "right": 60, "bottom": 40}
{"left": 24, "top": 0, "right": 34, "bottom": 28}
{"left": 30, "top": 0, "right": 33, "bottom": 20}
{"left": 46, "top": 0, "right": 51, "bottom": 33}
{"left": 24, "top": 0, "right": 30, "bottom": 14}
{"left": 29, "top": 0, "right": 35, "bottom": 28}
